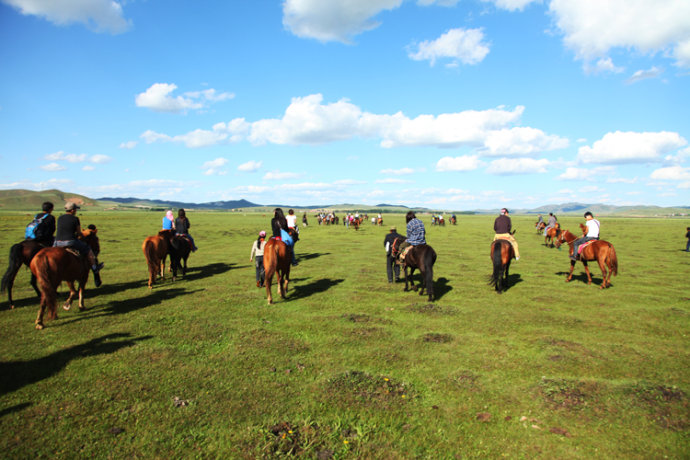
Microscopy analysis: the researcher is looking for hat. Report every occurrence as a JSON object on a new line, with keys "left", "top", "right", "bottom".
{"left": 390, "top": 226, "right": 397, "bottom": 231}
{"left": 65, "top": 202, "right": 80, "bottom": 211}
{"left": 259, "top": 230, "right": 266, "bottom": 237}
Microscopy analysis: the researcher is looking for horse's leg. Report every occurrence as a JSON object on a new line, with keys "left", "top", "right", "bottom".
{"left": 417, "top": 267, "right": 425, "bottom": 296}
{"left": 582, "top": 261, "right": 592, "bottom": 285}
{"left": 63, "top": 281, "right": 77, "bottom": 311}
{"left": 35, "top": 294, "right": 47, "bottom": 330}
{"left": 78, "top": 278, "right": 86, "bottom": 310}
{"left": 30, "top": 273, "right": 41, "bottom": 301}
{"left": 597, "top": 256, "right": 608, "bottom": 289}
{"left": 265, "top": 266, "right": 274, "bottom": 305}
{"left": 566, "top": 260, "right": 576, "bottom": 282}
{"left": 403, "top": 266, "right": 410, "bottom": 291}
{"left": 183, "top": 255, "right": 188, "bottom": 276}
{"left": 409, "top": 267, "right": 418, "bottom": 291}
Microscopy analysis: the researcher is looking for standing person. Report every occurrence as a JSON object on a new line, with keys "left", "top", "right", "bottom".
{"left": 685, "top": 227, "right": 690, "bottom": 252}
{"left": 493, "top": 208, "right": 520, "bottom": 260}
{"left": 162, "top": 210, "right": 176, "bottom": 231}
{"left": 271, "top": 208, "right": 298, "bottom": 266}
{"left": 384, "top": 226, "right": 403, "bottom": 283}
{"left": 26, "top": 201, "right": 56, "bottom": 246}
{"left": 53, "top": 202, "right": 103, "bottom": 287}
{"left": 571, "top": 212, "right": 600, "bottom": 261}
{"left": 174, "top": 208, "right": 197, "bottom": 251}
{"left": 250, "top": 231, "right": 267, "bottom": 287}
{"left": 302, "top": 212, "right": 308, "bottom": 227}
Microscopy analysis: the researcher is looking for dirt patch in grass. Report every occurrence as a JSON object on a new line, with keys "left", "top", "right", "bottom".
{"left": 327, "top": 370, "right": 414, "bottom": 409}
{"left": 259, "top": 421, "right": 349, "bottom": 458}
{"left": 347, "top": 326, "right": 387, "bottom": 339}
{"left": 341, "top": 313, "right": 392, "bottom": 325}
{"left": 539, "top": 378, "right": 594, "bottom": 410}
{"left": 450, "top": 370, "right": 481, "bottom": 391}
{"left": 629, "top": 384, "right": 688, "bottom": 430}
{"left": 421, "top": 332, "right": 453, "bottom": 343}
{"left": 407, "top": 303, "right": 456, "bottom": 315}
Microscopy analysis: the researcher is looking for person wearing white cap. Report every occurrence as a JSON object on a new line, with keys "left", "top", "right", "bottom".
{"left": 250, "top": 230, "right": 267, "bottom": 287}
{"left": 53, "top": 202, "right": 104, "bottom": 286}
{"left": 493, "top": 208, "right": 520, "bottom": 261}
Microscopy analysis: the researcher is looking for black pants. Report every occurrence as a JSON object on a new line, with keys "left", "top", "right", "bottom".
{"left": 255, "top": 256, "right": 265, "bottom": 284}
{"left": 572, "top": 237, "right": 597, "bottom": 259}
{"left": 386, "top": 254, "right": 400, "bottom": 283}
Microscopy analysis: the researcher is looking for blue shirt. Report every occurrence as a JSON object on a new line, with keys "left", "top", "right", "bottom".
{"left": 162, "top": 217, "right": 173, "bottom": 230}
{"left": 406, "top": 218, "right": 426, "bottom": 246}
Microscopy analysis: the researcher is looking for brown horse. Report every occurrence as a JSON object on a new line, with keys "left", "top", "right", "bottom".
{"left": 1, "top": 239, "right": 44, "bottom": 309}
{"left": 352, "top": 217, "right": 361, "bottom": 230}
{"left": 377, "top": 217, "right": 383, "bottom": 226}
{"left": 30, "top": 228, "right": 101, "bottom": 329}
{"left": 535, "top": 221, "right": 546, "bottom": 234}
{"left": 489, "top": 239, "right": 515, "bottom": 294}
{"left": 142, "top": 231, "right": 171, "bottom": 289}
{"left": 544, "top": 223, "right": 560, "bottom": 247}
{"left": 263, "top": 236, "right": 291, "bottom": 305}
{"left": 556, "top": 230, "right": 618, "bottom": 288}
{"left": 402, "top": 244, "right": 437, "bottom": 301}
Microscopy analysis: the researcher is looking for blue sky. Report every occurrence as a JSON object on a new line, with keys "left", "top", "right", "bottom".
{"left": 1, "top": 0, "right": 689, "bottom": 209}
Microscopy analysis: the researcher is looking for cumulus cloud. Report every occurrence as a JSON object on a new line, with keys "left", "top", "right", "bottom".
{"left": 282, "top": 0, "right": 403, "bottom": 43}
{"left": 408, "top": 28, "right": 490, "bottom": 66}
{"left": 43, "top": 151, "right": 111, "bottom": 168}
{"left": 626, "top": 66, "right": 663, "bottom": 84}
{"left": 558, "top": 166, "right": 614, "bottom": 181}
{"left": 486, "top": 158, "right": 549, "bottom": 175}
{"left": 650, "top": 165, "right": 690, "bottom": 180}
{"left": 201, "top": 158, "right": 228, "bottom": 176}
{"left": 481, "top": 0, "right": 541, "bottom": 11}
{"left": 549, "top": 0, "right": 690, "bottom": 68}
{"left": 577, "top": 131, "right": 688, "bottom": 164}
{"left": 135, "top": 83, "right": 234, "bottom": 113}
{"left": 45, "top": 151, "right": 86, "bottom": 163}
{"left": 482, "top": 127, "right": 569, "bottom": 156}
{"left": 238, "top": 160, "right": 262, "bottom": 172}
{"left": 263, "top": 170, "right": 303, "bottom": 180}
{"left": 120, "top": 141, "right": 137, "bottom": 149}
{"left": 436, "top": 155, "right": 483, "bottom": 172}
{"left": 2, "top": 0, "right": 131, "bottom": 34}
{"left": 41, "top": 162, "right": 66, "bottom": 172}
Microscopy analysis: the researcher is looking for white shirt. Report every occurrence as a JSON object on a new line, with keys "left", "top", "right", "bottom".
{"left": 286, "top": 215, "right": 297, "bottom": 228}
{"left": 585, "top": 219, "right": 600, "bottom": 238}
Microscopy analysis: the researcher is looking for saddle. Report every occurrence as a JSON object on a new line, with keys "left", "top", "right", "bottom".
{"left": 577, "top": 240, "right": 597, "bottom": 256}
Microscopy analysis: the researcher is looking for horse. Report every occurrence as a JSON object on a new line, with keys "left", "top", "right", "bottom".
{"left": 262, "top": 229, "right": 297, "bottom": 305}
{"left": 142, "top": 230, "right": 172, "bottom": 289}
{"left": 30, "top": 228, "right": 101, "bottom": 329}
{"left": 555, "top": 230, "right": 618, "bottom": 288}
{"left": 402, "top": 244, "right": 437, "bottom": 301}
{"left": 352, "top": 217, "right": 361, "bottom": 230}
{"left": 535, "top": 221, "right": 546, "bottom": 234}
{"left": 1, "top": 239, "right": 45, "bottom": 309}
{"left": 170, "top": 234, "right": 192, "bottom": 278}
{"left": 377, "top": 217, "right": 383, "bottom": 226}
{"left": 544, "top": 223, "right": 560, "bottom": 247}
{"left": 489, "top": 239, "right": 515, "bottom": 294}
{"left": 450, "top": 216, "right": 457, "bottom": 225}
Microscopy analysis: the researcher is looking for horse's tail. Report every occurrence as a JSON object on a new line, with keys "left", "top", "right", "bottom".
{"left": 31, "top": 252, "right": 56, "bottom": 318}
{"left": 426, "top": 248, "right": 436, "bottom": 298}
{"left": 489, "top": 242, "right": 502, "bottom": 287}
{"left": 608, "top": 243, "right": 618, "bottom": 277}
{"left": 1, "top": 243, "right": 23, "bottom": 293}
{"left": 143, "top": 238, "right": 159, "bottom": 278}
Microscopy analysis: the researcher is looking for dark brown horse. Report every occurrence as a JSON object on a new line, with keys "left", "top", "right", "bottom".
{"left": 1, "top": 239, "right": 45, "bottom": 309}
{"left": 263, "top": 236, "right": 292, "bottom": 305}
{"left": 30, "top": 228, "right": 101, "bottom": 329}
{"left": 402, "top": 244, "right": 437, "bottom": 301}
{"left": 142, "top": 231, "right": 171, "bottom": 289}
{"left": 489, "top": 239, "right": 515, "bottom": 294}
{"left": 544, "top": 223, "right": 560, "bottom": 247}
{"left": 170, "top": 234, "right": 192, "bottom": 278}
{"left": 556, "top": 230, "right": 618, "bottom": 288}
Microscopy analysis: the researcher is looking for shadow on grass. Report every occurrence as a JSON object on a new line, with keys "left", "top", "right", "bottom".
{"left": 555, "top": 271, "right": 607, "bottom": 287}
{"left": 0, "top": 333, "right": 152, "bottom": 397}
{"left": 296, "top": 252, "right": 331, "bottom": 262}
{"left": 434, "top": 277, "right": 453, "bottom": 300}
{"left": 180, "top": 262, "right": 238, "bottom": 281}
{"left": 0, "top": 402, "right": 32, "bottom": 418}
{"left": 290, "top": 278, "right": 344, "bottom": 300}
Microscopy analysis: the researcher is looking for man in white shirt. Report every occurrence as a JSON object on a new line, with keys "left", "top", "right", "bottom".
{"left": 572, "top": 211, "right": 600, "bottom": 260}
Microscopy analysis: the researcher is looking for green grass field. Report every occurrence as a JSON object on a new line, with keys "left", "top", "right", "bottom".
{"left": 1, "top": 211, "right": 688, "bottom": 458}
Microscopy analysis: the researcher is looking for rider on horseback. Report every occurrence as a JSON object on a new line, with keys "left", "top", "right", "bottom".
{"left": 397, "top": 212, "right": 426, "bottom": 264}
{"left": 493, "top": 208, "right": 520, "bottom": 261}
{"left": 53, "top": 202, "right": 103, "bottom": 287}
{"left": 32, "top": 201, "right": 56, "bottom": 246}
{"left": 544, "top": 212, "right": 557, "bottom": 235}
{"left": 571, "top": 212, "right": 600, "bottom": 261}
{"left": 271, "top": 208, "right": 298, "bottom": 266}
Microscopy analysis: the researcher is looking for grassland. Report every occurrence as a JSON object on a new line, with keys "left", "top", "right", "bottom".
{"left": 0, "top": 211, "right": 688, "bottom": 458}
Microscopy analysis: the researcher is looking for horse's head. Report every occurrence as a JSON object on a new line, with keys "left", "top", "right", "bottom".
{"left": 80, "top": 225, "right": 100, "bottom": 256}
{"left": 554, "top": 230, "right": 574, "bottom": 249}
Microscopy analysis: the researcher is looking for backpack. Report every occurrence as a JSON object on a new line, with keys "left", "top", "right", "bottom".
{"left": 25, "top": 213, "right": 48, "bottom": 240}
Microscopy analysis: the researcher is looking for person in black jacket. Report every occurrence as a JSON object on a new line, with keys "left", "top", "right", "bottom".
{"left": 53, "top": 202, "right": 103, "bottom": 287}
{"left": 383, "top": 226, "right": 404, "bottom": 283}
{"left": 174, "top": 208, "right": 197, "bottom": 251}
{"left": 271, "top": 208, "right": 297, "bottom": 266}
{"left": 33, "top": 201, "right": 56, "bottom": 246}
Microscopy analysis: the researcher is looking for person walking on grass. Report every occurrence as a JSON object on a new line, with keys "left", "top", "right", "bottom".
{"left": 250, "top": 231, "right": 267, "bottom": 287}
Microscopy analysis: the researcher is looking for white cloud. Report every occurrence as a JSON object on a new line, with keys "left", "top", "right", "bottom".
{"left": 590, "top": 57, "right": 624, "bottom": 74}
{"left": 282, "top": 0, "right": 403, "bottom": 43}
{"left": 558, "top": 166, "right": 614, "bottom": 181}
{"left": 45, "top": 151, "right": 87, "bottom": 162}
{"left": 650, "top": 166, "right": 690, "bottom": 181}
{"left": 483, "top": 0, "right": 541, "bottom": 12}
{"left": 408, "top": 28, "right": 490, "bottom": 66}
{"left": 90, "top": 154, "right": 111, "bottom": 164}
{"left": 436, "top": 155, "right": 483, "bottom": 172}
{"left": 549, "top": 0, "right": 690, "bottom": 68}
{"left": 0, "top": 178, "right": 73, "bottom": 190}
{"left": 135, "top": 83, "right": 233, "bottom": 113}
{"left": 201, "top": 158, "right": 228, "bottom": 176}
{"left": 381, "top": 167, "right": 415, "bottom": 175}
{"left": 41, "top": 162, "right": 66, "bottom": 172}
{"left": 263, "top": 170, "right": 302, "bottom": 181}
{"left": 626, "top": 66, "right": 663, "bottom": 84}
{"left": 375, "top": 178, "right": 410, "bottom": 184}
{"left": 577, "top": 131, "right": 688, "bottom": 164}
{"left": 119, "top": 141, "right": 137, "bottom": 149}
{"left": 2, "top": 0, "right": 131, "bottom": 34}
{"left": 82, "top": 165, "right": 95, "bottom": 171}
{"left": 482, "top": 127, "right": 569, "bottom": 156}
{"left": 486, "top": 158, "right": 549, "bottom": 175}
{"left": 238, "top": 160, "right": 262, "bottom": 172}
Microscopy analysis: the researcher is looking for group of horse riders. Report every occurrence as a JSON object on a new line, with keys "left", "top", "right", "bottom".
{"left": 26, "top": 201, "right": 104, "bottom": 287}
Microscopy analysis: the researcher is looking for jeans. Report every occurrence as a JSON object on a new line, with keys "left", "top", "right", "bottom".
{"left": 386, "top": 255, "right": 400, "bottom": 282}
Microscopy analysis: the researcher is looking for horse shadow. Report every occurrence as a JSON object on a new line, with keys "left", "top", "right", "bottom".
{"left": 502, "top": 274, "right": 523, "bottom": 292}
{"left": 555, "top": 271, "right": 606, "bottom": 287}
{"left": 290, "top": 278, "right": 344, "bottom": 300}
{"left": 0, "top": 332, "right": 152, "bottom": 396}
{"left": 433, "top": 277, "right": 453, "bottom": 300}
{"left": 181, "top": 262, "right": 237, "bottom": 281}
{"left": 296, "top": 252, "right": 331, "bottom": 261}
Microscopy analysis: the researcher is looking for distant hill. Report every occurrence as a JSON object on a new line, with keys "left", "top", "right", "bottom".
{"left": 0, "top": 190, "right": 687, "bottom": 216}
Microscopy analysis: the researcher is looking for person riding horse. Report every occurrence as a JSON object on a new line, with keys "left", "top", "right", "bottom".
{"left": 31, "top": 201, "right": 56, "bottom": 247}
{"left": 271, "top": 208, "right": 298, "bottom": 266}
{"left": 571, "top": 212, "right": 600, "bottom": 261}
{"left": 493, "top": 208, "right": 520, "bottom": 261}
{"left": 544, "top": 212, "right": 557, "bottom": 235}
{"left": 53, "top": 202, "right": 104, "bottom": 287}
{"left": 397, "top": 211, "right": 426, "bottom": 263}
